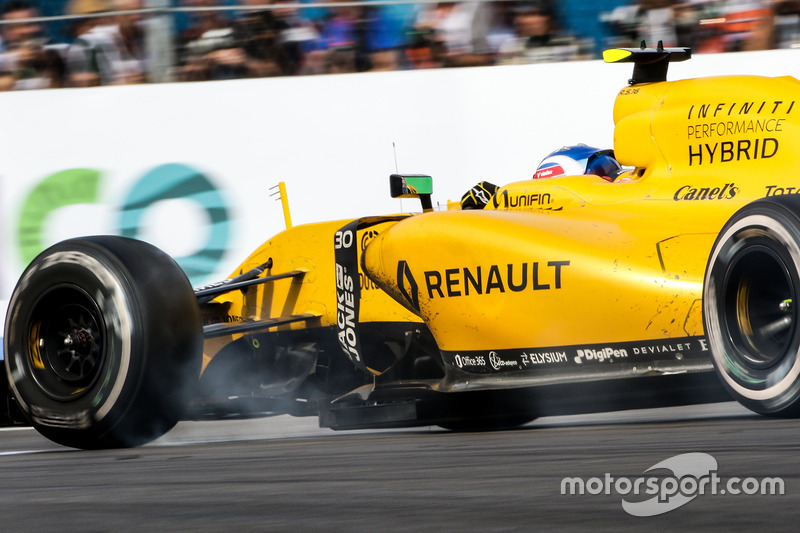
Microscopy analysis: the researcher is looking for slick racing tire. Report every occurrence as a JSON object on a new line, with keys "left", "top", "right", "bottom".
{"left": 704, "top": 196, "right": 800, "bottom": 417}
{"left": 4, "top": 236, "right": 203, "bottom": 448}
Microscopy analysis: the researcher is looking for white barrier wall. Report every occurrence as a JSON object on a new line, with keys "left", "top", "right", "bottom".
{"left": 2, "top": 48, "right": 800, "bottom": 297}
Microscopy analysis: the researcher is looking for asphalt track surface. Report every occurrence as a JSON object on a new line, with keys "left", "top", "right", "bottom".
{"left": 1, "top": 402, "right": 798, "bottom": 532}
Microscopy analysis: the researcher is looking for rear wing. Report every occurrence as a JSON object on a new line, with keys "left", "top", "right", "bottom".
{"left": 603, "top": 41, "right": 691, "bottom": 85}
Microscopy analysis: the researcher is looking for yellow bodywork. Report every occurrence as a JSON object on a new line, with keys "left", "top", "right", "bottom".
{"left": 364, "top": 74, "right": 800, "bottom": 353}
{"left": 202, "top": 218, "right": 422, "bottom": 375}
{"left": 204, "top": 70, "right": 800, "bottom": 379}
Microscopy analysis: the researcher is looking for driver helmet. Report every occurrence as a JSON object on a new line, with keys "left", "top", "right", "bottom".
{"left": 534, "top": 144, "right": 623, "bottom": 181}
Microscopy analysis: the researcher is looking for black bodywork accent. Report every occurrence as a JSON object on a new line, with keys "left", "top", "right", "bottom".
{"left": 606, "top": 41, "right": 691, "bottom": 85}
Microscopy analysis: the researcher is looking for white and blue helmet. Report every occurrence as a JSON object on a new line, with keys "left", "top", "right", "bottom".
{"left": 534, "top": 144, "right": 623, "bottom": 180}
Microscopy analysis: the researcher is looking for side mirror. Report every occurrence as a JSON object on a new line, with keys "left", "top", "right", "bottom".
{"left": 390, "top": 174, "right": 433, "bottom": 212}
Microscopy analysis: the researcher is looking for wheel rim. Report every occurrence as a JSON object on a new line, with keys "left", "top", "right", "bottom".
{"left": 27, "top": 286, "right": 106, "bottom": 401}
{"left": 722, "top": 244, "right": 796, "bottom": 373}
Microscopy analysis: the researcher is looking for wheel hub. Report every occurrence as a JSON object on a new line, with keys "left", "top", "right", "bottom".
{"left": 28, "top": 287, "right": 106, "bottom": 400}
{"left": 55, "top": 321, "right": 100, "bottom": 381}
{"left": 725, "top": 245, "right": 796, "bottom": 370}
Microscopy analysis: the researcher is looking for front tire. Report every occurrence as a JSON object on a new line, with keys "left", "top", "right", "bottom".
{"left": 4, "top": 236, "right": 203, "bottom": 448}
{"left": 704, "top": 196, "right": 800, "bottom": 416}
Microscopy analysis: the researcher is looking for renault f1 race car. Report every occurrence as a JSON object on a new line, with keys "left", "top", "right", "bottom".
{"left": 6, "top": 44, "right": 800, "bottom": 449}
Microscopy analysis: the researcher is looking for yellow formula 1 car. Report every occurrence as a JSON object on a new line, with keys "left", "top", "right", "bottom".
{"left": 6, "top": 45, "right": 800, "bottom": 448}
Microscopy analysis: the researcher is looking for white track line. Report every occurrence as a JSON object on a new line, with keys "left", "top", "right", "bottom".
{"left": 0, "top": 450, "right": 52, "bottom": 456}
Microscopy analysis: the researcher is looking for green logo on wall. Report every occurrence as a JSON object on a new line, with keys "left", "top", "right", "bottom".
{"left": 17, "top": 163, "right": 231, "bottom": 285}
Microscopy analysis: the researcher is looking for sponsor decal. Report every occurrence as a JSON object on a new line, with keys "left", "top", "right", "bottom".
{"left": 335, "top": 261, "right": 359, "bottom": 361}
{"left": 574, "top": 347, "right": 628, "bottom": 364}
{"left": 335, "top": 216, "right": 409, "bottom": 371}
{"left": 397, "top": 260, "right": 420, "bottom": 311}
{"left": 360, "top": 229, "right": 379, "bottom": 251}
{"left": 489, "top": 351, "right": 519, "bottom": 370}
{"left": 684, "top": 101, "right": 791, "bottom": 167}
{"left": 454, "top": 354, "right": 486, "bottom": 368}
{"left": 334, "top": 222, "right": 362, "bottom": 366}
{"left": 687, "top": 100, "right": 794, "bottom": 121}
{"left": 673, "top": 183, "right": 738, "bottom": 201}
{"left": 521, "top": 351, "right": 568, "bottom": 366}
{"left": 631, "top": 341, "right": 698, "bottom": 355}
{"left": 491, "top": 189, "right": 556, "bottom": 210}
{"left": 357, "top": 226, "right": 382, "bottom": 292}
{"left": 446, "top": 337, "right": 709, "bottom": 373}
{"left": 535, "top": 166, "right": 564, "bottom": 179}
{"left": 574, "top": 339, "right": 707, "bottom": 364}
{"left": 687, "top": 118, "right": 785, "bottom": 140}
{"left": 423, "top": 261, "right": 569, "bottom": 298}
{"left": 765, "top": 185, "right": 800, "bottom": 197}
{"left": 359, "top": 230, "right": 383, "bottom": 288}
{"left": 688, "top": 139, "right": 778, "bottom": 166}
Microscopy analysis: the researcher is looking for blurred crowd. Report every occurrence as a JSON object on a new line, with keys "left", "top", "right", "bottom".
{"left": 1, "top": 0, "right": 800, "bottom": 90}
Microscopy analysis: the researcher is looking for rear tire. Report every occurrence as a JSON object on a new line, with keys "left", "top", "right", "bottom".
{"left": 704, "top": 196, "right": 800, "bottom": 417}
{"left": 4, "top": 236, "right": 203, "bottom": 448}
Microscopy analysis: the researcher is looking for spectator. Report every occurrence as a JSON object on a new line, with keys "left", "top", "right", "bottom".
{"left": 636, "top": 0, "right": 679, "bottom": 48}
{"left": 774, "top": 0, "right": 800, "bottom": 48}
{"left": 411, "top": 1, "right": 494, "bottom": 67}
{"left": 497, "top": 1, "right": 587, "bottom": 64}
{"left": 670, "top": 2, "right": 708, "bottom": 51}
{"left": 363, "top": 0, "right": 414, "bottom": 71}
{"left": 7, "top": 0, "right": 799, "bottom": 87}
{"left": 403, "top": 26, "right": 443, "bottom": 69}
{"left": 114, "top": 0, "right": 148, "bottom": 82}
{"left": 229, "top": 0, "right": 322, "bottom": 76}
{"left": 206, "top": 0, "right": 288, "bottom": 79}
{"left": 318, "top": 0, "right": 371, "bottom": 72}
{"left": 601, "top": 0, "right": 774, "bottom": 53}
{"left": 267, "top": 0, "right": 322, "bottom": 75}
{"left": 0, "top": 0, "right": 67, "bottom": 89}
{"left": 599, "top": 3, "right": 644, "bottom": 49}
{"left": 487, "top": 0, "right": 517, "bottom": 56}
{"left": 0, "top": 0, "right": 41, "bottom": 61}
{"left": 175, "top": 0, "right": 231, "bottom": 80}
{"left": 65, "top": 0, "right": 144, "bottom": 86}
{"left": 720, "top": 0, "right": 775, "bottom": 51}
{"left": 178, "top": 0, "right": 322, "bottom": 80}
